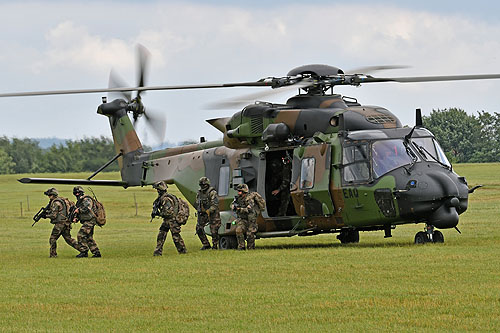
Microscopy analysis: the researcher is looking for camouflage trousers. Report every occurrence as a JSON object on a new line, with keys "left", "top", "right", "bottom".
{"left": 77, "top": 221, "right": 100, "bottom": 255}
{"left": 277, "top": 190, "right": 291, "bottom": 216}
{"left": 235, "top": 218, "right": 258, "bottom": 250}
{"left": 155, "top": 218, "right": 186, "bottom": 255}
{"left": 49, "top": 223, "right": 79, "bottom": 257}
{"left": 196, "top": 213, "right": 221, "bottom": 249}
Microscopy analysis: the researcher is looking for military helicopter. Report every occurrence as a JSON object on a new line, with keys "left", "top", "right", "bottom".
{"left": 3, "top": 45, "right": 498, "bottom": 248}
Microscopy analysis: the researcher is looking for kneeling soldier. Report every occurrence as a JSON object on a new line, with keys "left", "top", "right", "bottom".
{"left": 152, "top": 181, "right": 187, "bottom": 255}
{"left": 43, "top": 188, "right": 80, "bottom": 258}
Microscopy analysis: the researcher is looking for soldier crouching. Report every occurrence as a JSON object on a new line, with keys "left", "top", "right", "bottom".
{"left": 43, "top": 187, "right": 80, "bottom": 258}
{"left": 72, "top": 186, "right": 101, "bottom": 258}
{"left": 196, "top": 177, "right": 221, "bottom": 250}
{"left": 152, "top": 181, "right": 187, "bottom": 255}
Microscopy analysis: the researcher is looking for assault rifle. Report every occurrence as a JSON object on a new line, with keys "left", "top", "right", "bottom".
{"left": 232, "top": 196, "right": 241, "bottom": 212}
{"left": 32, "top": 203, "right": 50, "bottom": 227}
{"left": 68, "top": 205, "right": 77, "bottom": 223}
{"left": 150, "top": 197, "right": 161, "bottom": 222}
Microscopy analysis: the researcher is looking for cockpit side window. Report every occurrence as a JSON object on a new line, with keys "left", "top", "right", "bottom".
{"left": 411, "top": 137, "right": 451, "bottom": 167}
{"left": 371, "top": 139, "right": 413, "bottom": 178}
{"left": 342, "top": 143, "right": 370, "bottom": 182}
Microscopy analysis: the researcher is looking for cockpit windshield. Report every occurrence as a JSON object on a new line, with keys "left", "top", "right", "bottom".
{"left": 372, "top": 139, "right": 414, "bottom": 178}
{"left": 411, "top": 137, "right": 451, "bottom": 168}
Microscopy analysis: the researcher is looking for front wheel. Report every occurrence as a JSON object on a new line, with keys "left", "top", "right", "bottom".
{"left": 433, "top": 230, "right": 444, "bottom": 243}
{"left": 414, "top": 231, "right": 428, "bottom": 244}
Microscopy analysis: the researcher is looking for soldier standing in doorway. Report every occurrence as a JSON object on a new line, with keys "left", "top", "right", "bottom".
{"left": 195, "top": 177, "right": 221, "bottom": 250}
{"left": 152, "top": 181, "right": 187, "bottom": 256}
{"left": 271, "top": 152, "right": 292, "bottom": 216}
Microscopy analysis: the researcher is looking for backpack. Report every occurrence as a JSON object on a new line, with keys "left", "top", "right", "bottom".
{"left": 87, "top": 195, "right": 106, "bottom": 227}
{"left": 54, "top": 197, "right": 75, "bottom": 218}
{"left": 249, "top": 192, "right": 266, "bottom": 213}
{"left": 176, "top": 197, "right": 190, "bottom": 225}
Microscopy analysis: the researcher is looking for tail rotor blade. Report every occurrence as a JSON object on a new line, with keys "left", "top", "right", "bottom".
{"left": 136, "top": 44, "right": 150, "bottom": 99}
{"left": 143, "top": 108, "right": 166, "bottom": 143}
{"left": 108, "top": 69, "right": 132, "bottom": 102}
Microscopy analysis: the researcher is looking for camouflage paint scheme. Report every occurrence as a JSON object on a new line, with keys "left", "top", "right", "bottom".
{"left": 97, "top": 92, "right": 469, "bottom": 246}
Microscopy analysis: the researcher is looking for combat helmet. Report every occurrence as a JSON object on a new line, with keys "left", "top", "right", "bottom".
{"left": 153, "top": 181, "right": 168, "bottom": 192}
{"left": 44, "top": 187, "right": 58, "bottom": 196}
{"left": 73, "top": 186, "right": 84, "bottom": 196}
{"left": 236, "top": 184, "right": 249, "bottom": 193}
{"left": 199, "top": 177, "right": 210, "bottom": 190}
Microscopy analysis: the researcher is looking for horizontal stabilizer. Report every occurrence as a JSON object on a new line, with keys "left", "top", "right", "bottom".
{"left": 18, "top": 178, "right": 128, "bottom": 188}
{"left": 206, "top": 117, "right": 231, "bottom": 133}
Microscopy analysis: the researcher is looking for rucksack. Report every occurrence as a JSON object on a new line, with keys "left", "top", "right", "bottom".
{"left": 86, "top": 195, "right": 106, "bottom": 227}
{"left": 249, "top": 192, "right": 266, "bottom": 213}
{"left": 176, "top": 197, "right": 190, "bottom": 225}
{"left": 54, "top": 197, "right": 75, "bottom": 218}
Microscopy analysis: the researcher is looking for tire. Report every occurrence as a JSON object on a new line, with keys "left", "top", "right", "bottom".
{"left": 219, "top": 236, "right": 237, "bottom": 250}
{"left": 433, "top": 230, "right": 444, "bottom": 243}
{"left": 348, "top": 230, "right": 360, "bottom": 243}
{"left": 414, "top": 231, "right": 428, "bottom": 244}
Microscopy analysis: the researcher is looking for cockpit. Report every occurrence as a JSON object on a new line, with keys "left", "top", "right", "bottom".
{"left": 342, "top": 131, "right": 451, "bottom": 183}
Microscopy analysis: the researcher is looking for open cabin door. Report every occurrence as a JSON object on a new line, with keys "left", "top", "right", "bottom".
{"left": 290, "top": 143, "right": 335, "bottom": 217}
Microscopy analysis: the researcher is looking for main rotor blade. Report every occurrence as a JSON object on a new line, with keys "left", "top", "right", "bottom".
{"left": 206, "top": 80, "right": 313, "bottom": 110}
{"left": 0, "top": 81, "right": 273, "bottom": 98}
{"left": 344, "top": 65, "right": 409, "bottom": 75}
{"left": 354, "top": 73, "right": 500, "bottom": 84}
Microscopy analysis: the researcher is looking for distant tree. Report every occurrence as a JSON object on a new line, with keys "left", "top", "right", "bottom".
{"left": 423, "top": 108, "right": 482, "bottom": 163}
{"left": 0, "top": 148, "right": 15, "bottom": 174}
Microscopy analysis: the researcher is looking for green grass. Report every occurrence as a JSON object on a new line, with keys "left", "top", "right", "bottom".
{"left": 1, "top": 166, "right": 499, "bottom": 332}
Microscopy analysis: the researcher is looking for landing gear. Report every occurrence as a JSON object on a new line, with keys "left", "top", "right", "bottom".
{"left": 219, "top": 235, "right": 238, "bottom": 250}
{"left": 337, "top": 229, "right": 359, "bottom": 244}
{"left": 414, "top": 225, "right": 445, "bottom": 244}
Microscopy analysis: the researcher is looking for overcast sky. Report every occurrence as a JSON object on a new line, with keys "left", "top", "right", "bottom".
{"left": 1, "top": 0, "right": 500, "bottom": 146}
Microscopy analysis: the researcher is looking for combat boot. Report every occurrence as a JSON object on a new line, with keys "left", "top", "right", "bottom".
{"left": 92, "top": 251, "right": 102, "bottom": 258}
{"left": 153, "top": 251, "right": 162, "bottom": 256}
{"left": 200, "top": 245, "right": 211, "bottom": 250}
{"left": 76, "top": 251, "right": 88, "bottom": 258}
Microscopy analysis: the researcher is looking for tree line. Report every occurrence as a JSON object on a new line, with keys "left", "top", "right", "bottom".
{"left": 0, "top": 136, "right": 120, "bottom": 174}
{"left": 423, "top": 108, "right": 500, "bottom": 163}
{"left": 0, "top": 108, "right": 499, "bottom": 174}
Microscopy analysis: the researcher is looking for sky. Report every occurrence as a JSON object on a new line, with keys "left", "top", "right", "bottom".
{"left": 1, "top": 0, "right": 500, "bottom": 147}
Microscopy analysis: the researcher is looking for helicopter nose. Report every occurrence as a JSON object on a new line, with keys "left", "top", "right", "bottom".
{"left": 427, "top": 196, "right": 460, "bottom": 229}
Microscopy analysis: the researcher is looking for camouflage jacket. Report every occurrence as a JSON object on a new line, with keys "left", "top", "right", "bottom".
{"left": 158, "top": 192, "right": 179, "bottom": 219}
{"left": 278, "top": 161, "right": 292, "bottom": 192}
{"left": 46, "top": 197, "right": 68, "bottom": 224}
{"left": 76, "top": 195, "right": 95, "bottom": 223}
{"left": 231, "top": 194, "right": 257, "bottom": 221}
{"left": 196, "top": 187, "right": 219, "bottom": 216}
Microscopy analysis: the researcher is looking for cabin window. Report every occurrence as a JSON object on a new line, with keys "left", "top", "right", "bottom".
{"left": 371, "top": 139, "right": 413, "bottom": 178}
{"left": 218, "top": 166, "right": 230, "bottom": 196}
{"left": 343, "top": 144, "right": 370, "bottom": 182}
{"left": 411, "top": 137, "right": 451, "bottom": 167}
{"left": 300, "top": 158, "right": 315, "bottom": 189}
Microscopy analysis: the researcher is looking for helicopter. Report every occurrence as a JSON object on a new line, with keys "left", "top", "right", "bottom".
{"left": 3, "top": 45, "right": 499, "bottom": 249}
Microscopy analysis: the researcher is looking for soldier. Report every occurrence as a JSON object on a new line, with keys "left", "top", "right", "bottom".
{"left": 43, "top": 187, "right": 80, "bottom": 258}
{"left": 72, "top": 186, "right": 102, "bottom": 258}
{"left": 271, "top": 152, "right": 292, "bottom": 216}
{"left": 195, "top": 177, "right": 221, "bottom": 250}
{"left": 152, "top": 181, "right": 187, "bottom": 256}
{"left": 231, "top": 184, "right": 264, "bottom": 250}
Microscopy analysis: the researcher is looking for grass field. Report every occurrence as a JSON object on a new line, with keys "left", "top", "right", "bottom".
{"left": 1, "top": 164, "right": 499, "bottom": 332}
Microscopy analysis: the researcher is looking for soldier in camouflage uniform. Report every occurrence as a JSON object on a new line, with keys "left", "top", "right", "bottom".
{"left": 231, "top": 184, "right": 259, "bottom": 250}
{"left": 195, "top": 177, "right": 221, "bottom": 250}
{"left": 43, "top": 187, "right": 80, "bottom": 258}
{"left": 271, "top": 152, "right": 292, "bottom": 216}
{"left": 152, "top": 181, "right": 187, "bottom": 255}
{"left": 73, "top": 186, "right": 102, "bottom": 258}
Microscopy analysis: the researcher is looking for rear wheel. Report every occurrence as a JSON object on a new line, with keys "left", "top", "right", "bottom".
{"left": 219, "top": 236, "right": 237, "bottom": 250}
{"left": 337, "top": 229, "right": 359, "bottom": 244}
